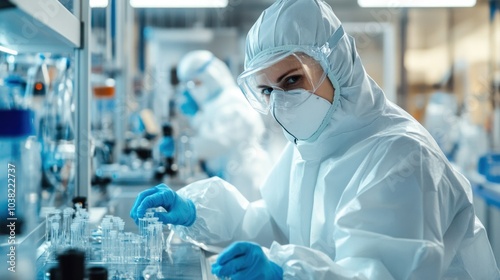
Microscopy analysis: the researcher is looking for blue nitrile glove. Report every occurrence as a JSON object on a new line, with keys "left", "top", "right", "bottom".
{"left": 179, "top": 90, "right": 199, "bottom": 116}
{"left": 129, "top": 184, "right": 196, "bottom": 226}
{"left": 159, "top": 136, "right": 175, "bottom": 158}
{"left": 211, "top": 241, "right": 283, "bottom": 280}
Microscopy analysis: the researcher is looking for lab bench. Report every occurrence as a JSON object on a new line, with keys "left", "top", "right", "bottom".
{"left": 32, "top": 181, "right": 217, "bottom": 280}
{"left": 36, "top": 241, "right": 215, "bottom": 279}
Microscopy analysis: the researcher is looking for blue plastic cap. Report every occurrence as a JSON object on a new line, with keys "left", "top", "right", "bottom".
{"left": 0, "top": 109, "right": 35, "bottom": 137}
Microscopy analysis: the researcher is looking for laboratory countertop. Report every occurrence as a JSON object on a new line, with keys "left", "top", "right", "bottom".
{"left": 36, "top": 241, "right": 218, "bottom": 279}
{"left": 35, "top": 179, "right": 217, "bottom": 280}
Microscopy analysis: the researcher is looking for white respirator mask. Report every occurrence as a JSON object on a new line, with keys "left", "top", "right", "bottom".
{"left": 270, "top": 89, "right": 332, "bottom": 142}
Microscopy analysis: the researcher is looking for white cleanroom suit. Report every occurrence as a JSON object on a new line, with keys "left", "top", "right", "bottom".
{"left": 177, "top": 51, "right": 272, "bottom": 201}
{"left": 169, "top": 0, "right": 500, "bottom": 279}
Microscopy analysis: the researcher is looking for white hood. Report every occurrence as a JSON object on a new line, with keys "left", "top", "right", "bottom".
{"left": 244, "top": 0, "right": 386, "bottom": 158}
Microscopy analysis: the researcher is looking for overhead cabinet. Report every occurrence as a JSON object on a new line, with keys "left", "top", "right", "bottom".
{"left": 0, "top": 0, "right": 81, "bottom": 53}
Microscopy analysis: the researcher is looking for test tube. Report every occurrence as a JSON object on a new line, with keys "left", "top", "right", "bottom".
{"left": 147, "top": 222, "right": 165, "bottom": 263}
{"left": 62, "top": 208, "right": 75, "bottom": 247}
{"left": 147, "top": 224, "right": 155, "bottom": 263}
{"left": 110, "top": 230, "right": 117, "bottom": 263}
{"left": 132, "top": 234, "right": 141, "bottom": 262}
{"left": 80, "top": 211, "right": 89, "bottom": 255}
{"left": 45, "top": 216, "right": 54, "bottom": 245}
{"left": 155, "top": 223, "right": 164, "bottom": 263}
{"left": 50, "top": 222, "right": 60, "bottom": 257}
{"left": 145, "top": 210, "right": 155, "bottom": 218}
{"left": 118, "top": 220, "right": 125, "bottom": 234}
{"left": 101, "top": 221, "right": 111, "bottom": 262}
{"left": 112, "top": 217, "right": 123, "bottom": 229}
{"left": 139, "top": 218, "right": 147, "bottom": 237}
{"left": 124, "top": 232, "right": 132, "bottom": 263}
{"left": 45, "top": 209, "right": 61, "bottom": 244}
{"left": 70, "top": 222, "right": 81, "bottom": 248}
{"left": 138, "top": 217, "right": 148, "bottom": 260}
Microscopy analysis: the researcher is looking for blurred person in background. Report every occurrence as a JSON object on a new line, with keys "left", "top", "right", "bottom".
{"left": 176, "top": 50, "right": 272, "bottom": 202}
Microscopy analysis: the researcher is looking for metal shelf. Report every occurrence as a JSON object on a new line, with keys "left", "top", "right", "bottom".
{"left": 0, "top": 0, "right": 81, "bottom": 53}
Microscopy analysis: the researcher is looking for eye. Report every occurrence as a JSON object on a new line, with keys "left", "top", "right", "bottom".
{"left": 284, "top": 75, "right": 301, "bottom": 86}
{"left": 261, "top": 87, "right": 273, "bottom": 95}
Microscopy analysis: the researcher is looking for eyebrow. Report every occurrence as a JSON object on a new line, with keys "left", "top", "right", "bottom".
{"left": 256, "top": 68, "right": 300, "bottom": 89}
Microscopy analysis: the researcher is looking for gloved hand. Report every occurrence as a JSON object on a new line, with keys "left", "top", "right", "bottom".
{"left": 159, "top": 136, "right": 175, "bottom": 158}
{"left": 179, "top": 90, "right": 199, "bottom": 116}
{"left": 211, "top": 241, "right": 283, "bottom": 280}
{"left": 129, "top": 184, "right": 196, "bottom": 226}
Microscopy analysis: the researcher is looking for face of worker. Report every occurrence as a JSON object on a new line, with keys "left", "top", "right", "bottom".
{"left": 186, "top": 78, "right": 211, "bottom": 105}
{"left": 255, "top": 54, "right": 335, "bottom": 104}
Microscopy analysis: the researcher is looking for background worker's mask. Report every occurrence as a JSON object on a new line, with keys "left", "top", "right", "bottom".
{"left": 186, "top": 80, "right": 214, "bottom": 106}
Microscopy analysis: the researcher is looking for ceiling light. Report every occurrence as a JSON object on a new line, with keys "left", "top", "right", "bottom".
{"left": 0, "top": 45, "right": 18, "bottom": 56}
{"left": 130, "top": 0, "right": 228, "bottom": 8}
{"left": 90, "top": 0, "right": 109, "bottom": 8}
{"left": 358, "top": 0, "right": 476, "bottom": 8}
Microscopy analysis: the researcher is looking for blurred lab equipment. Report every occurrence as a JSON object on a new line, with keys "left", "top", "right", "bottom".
{"left": 0, "top": 75, "right": 27, "bottom": 109}
{"left": 90, "top": 79, "right": 117, "bottom": 190}
{"left": 176, "top": 50, "right": 272, "bottom": 201}
{"left": 0, "top": 112, "right": 38, "bottom": 279}
{"left": 92, "top": 78, "right": 115, "bottom": 143}
{"left": 92, "top": 77, "right": 163, "bottom": 186}
{"left": 175, "top": 132, "right": 200, "bottom": 183}
{"left": 423, "top": 91, "right": 460, "bottom": 159}
{"left": 39, "top": 57, "right": 77, "bottom": 208}
{"left": 422, "top": 60, "right": 489, "bottom": 175}
{"left": 478, "top": 153, "right": 500, "bottom": 183}
{"left": 154, "top": 123, "right": 178, "bottom": 181}
{"left": 491, "top": 0, "right": 500, "bottom": 151}
{"left": 0, "top": 57, "right": 41, "bottom": 280}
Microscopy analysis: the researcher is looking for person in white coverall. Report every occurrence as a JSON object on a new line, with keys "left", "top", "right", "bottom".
{"left": 176, "top": 50, "right": 272, "bottom": 201}
{"left": 131, "top": 0, "right": 500, "bottom": 279}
